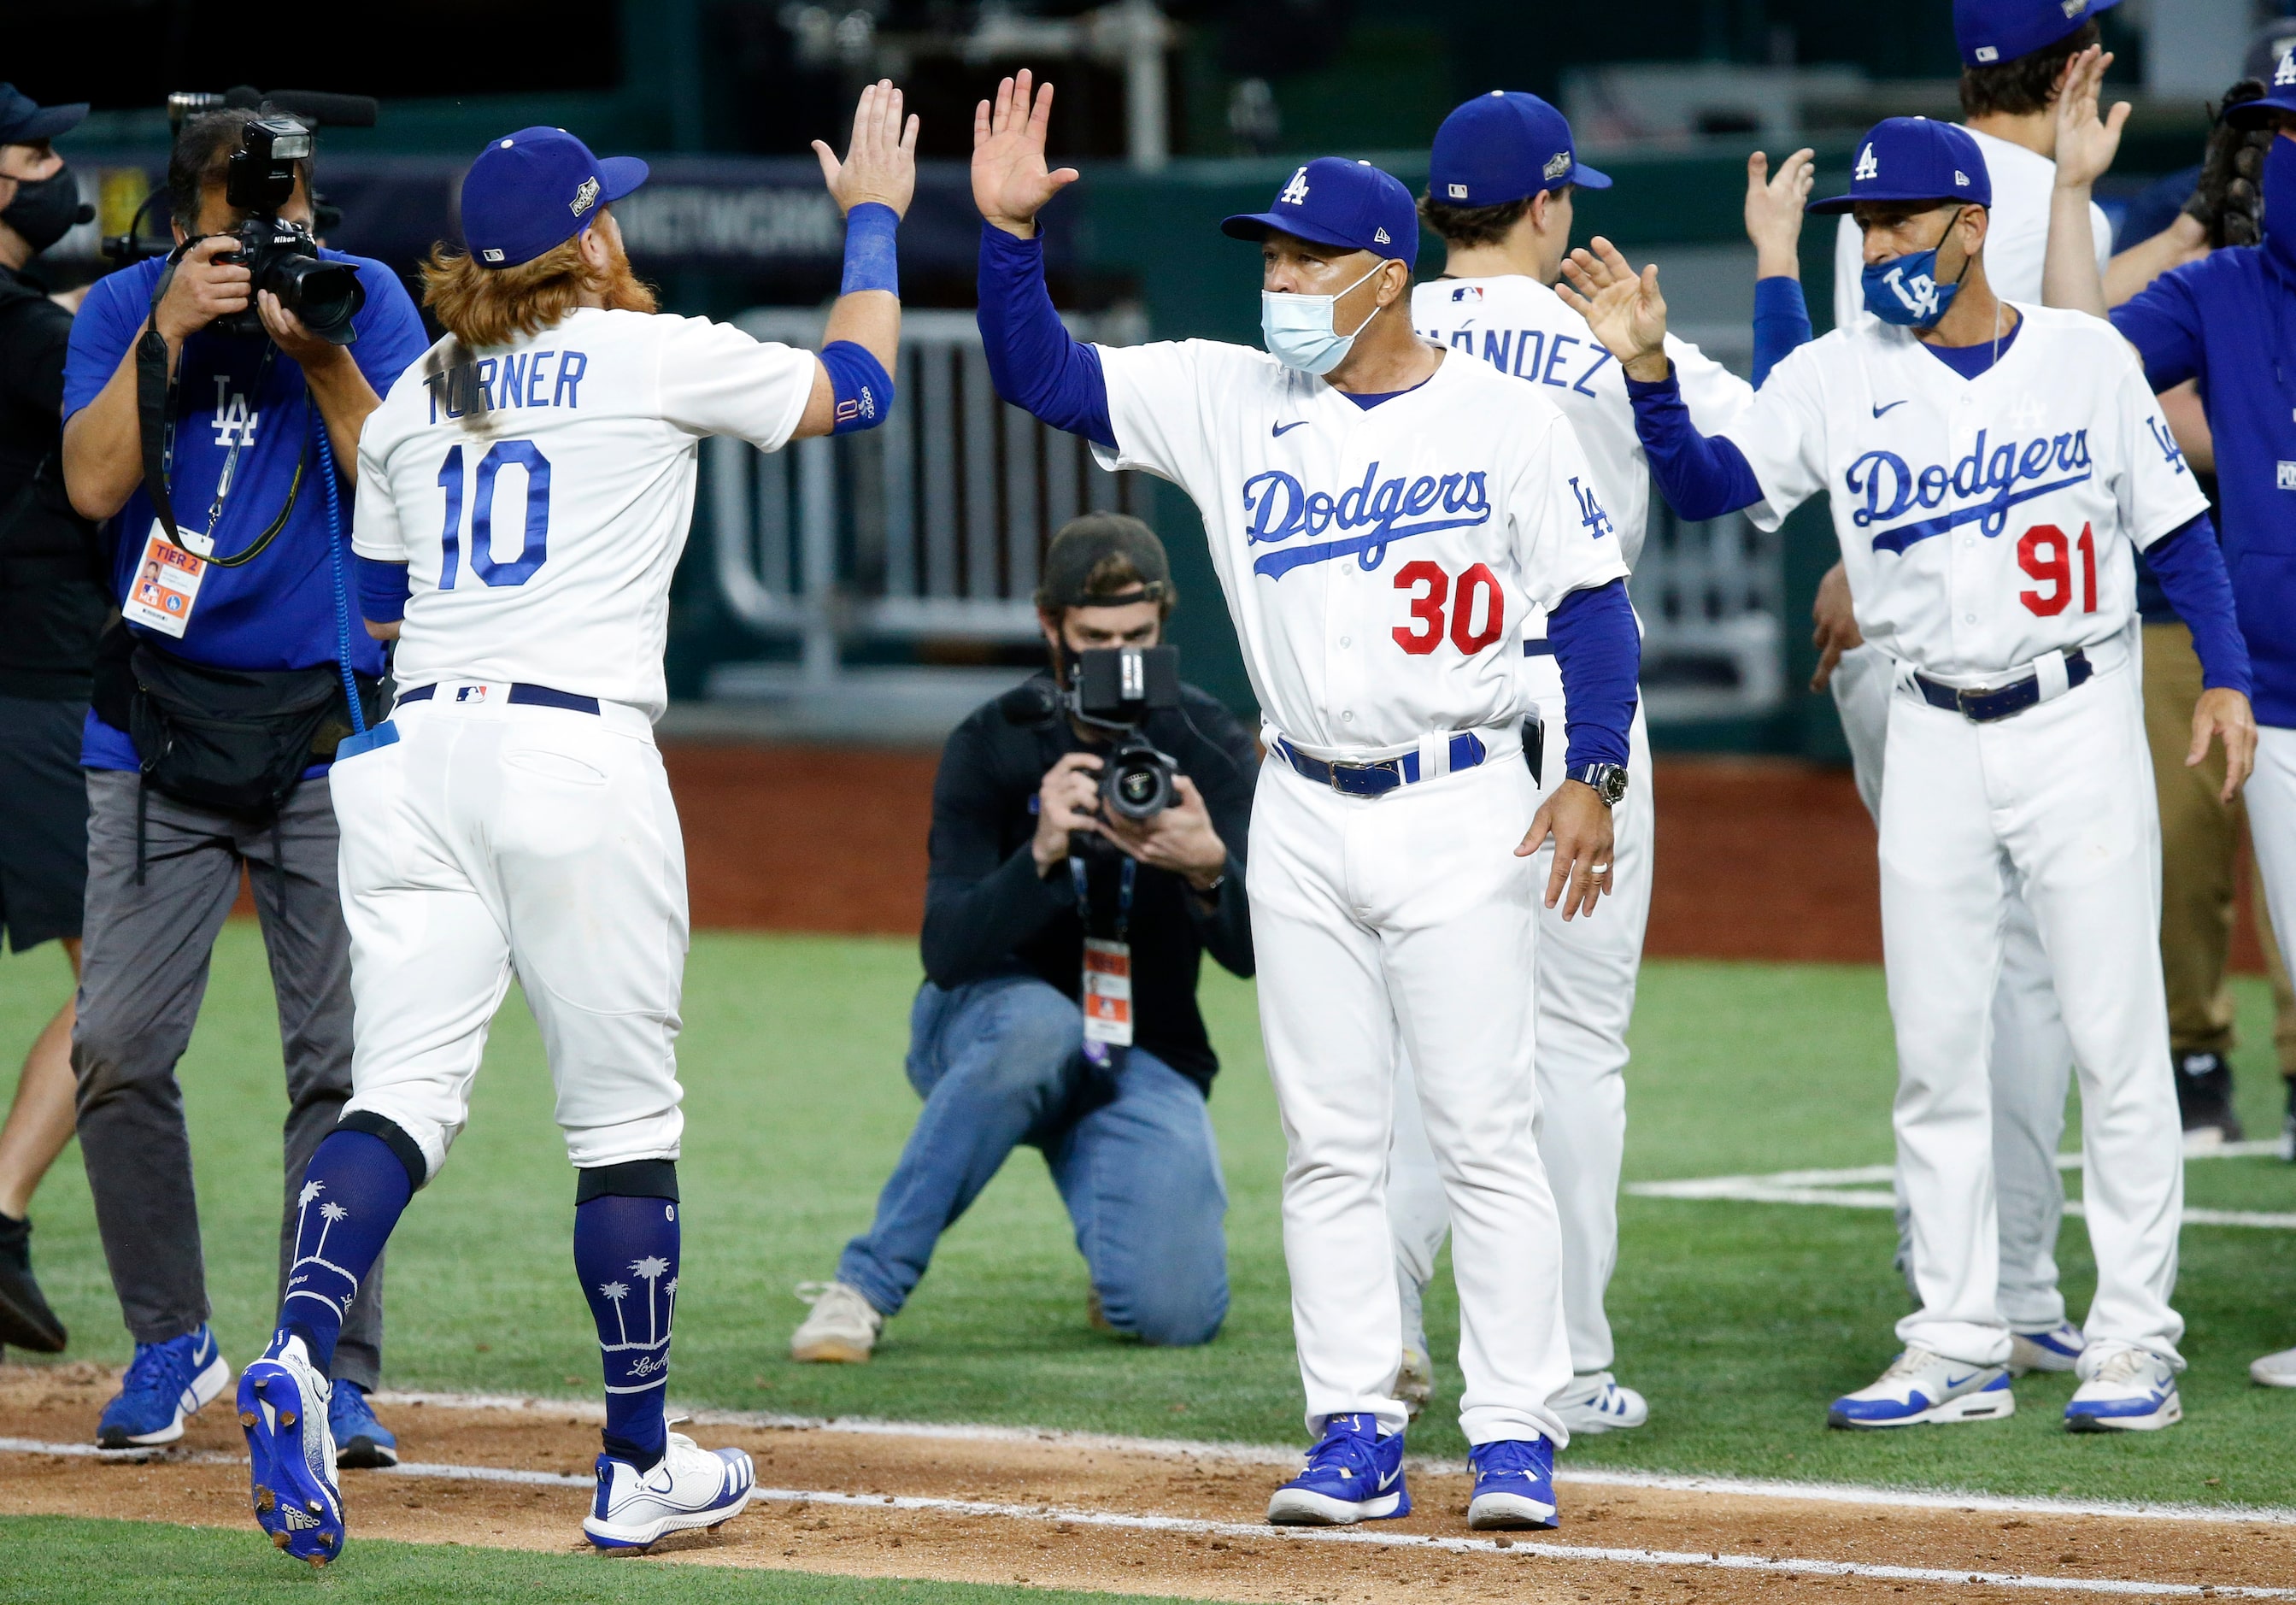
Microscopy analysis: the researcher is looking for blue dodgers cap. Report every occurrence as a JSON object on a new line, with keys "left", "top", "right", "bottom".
{"left": 1953, "top": 0, "right": 2122, "bottom": 68}
{"left": 1222, "top": 157, "right": 1419, "bottom": 268}
{"left": 461, "top": 126, "right": 649, "bottom": 268}
{"left": 1810, "top": 118, "right": 1992, "bottom": 215}
{"left": 1428, "top": 91, "right": 1612, "bottom": 207}
{"left": 0, "top": 85, "right": 87, "bottom": 145}
{"left": 2233, "top": 43, "right": 2296, "bottom": 125}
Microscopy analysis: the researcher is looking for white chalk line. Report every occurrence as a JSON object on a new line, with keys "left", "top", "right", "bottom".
{"left": 0, "top": 1434, "right": 2283, "bottom": 1598}
{"left": 1628, "top": 1140, "right": 2296, "bottom": 1229}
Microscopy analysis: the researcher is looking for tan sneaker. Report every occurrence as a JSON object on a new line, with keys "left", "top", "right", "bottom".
{"left": 790, "top": 1281, "right": 883, "bottom": 1363}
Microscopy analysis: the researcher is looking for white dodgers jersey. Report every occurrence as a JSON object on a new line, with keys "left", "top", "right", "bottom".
{"left": 1412, "top": 275, "right": 1753, "bottom": 573}
{"left": 1722, "top": 304, "right": 2208, "bottom": 681}
{"left": 355, "top": 307, "right": 818, "bottom": 719}
{"left": 1091, "top": 339, "right": 1629, "bottom": 754}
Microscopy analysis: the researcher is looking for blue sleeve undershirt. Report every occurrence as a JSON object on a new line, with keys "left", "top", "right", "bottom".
{"left": 2145, "top": 511, "right": 2252, "bottom": 696}
{"left": 1751, "top": 276, "right": 1813, "bottom": 389}
{"left": 1547, "top": 578, "right": 1640, "bottom": 771}
{"left": 1625, "top": 368, "right": 1765, "bottom": 522}
{"left": 355, "top": 556, "right": 410, "bottom": 624}
{"left": 977, "top": 223, "right": 1114, "bottom": 450}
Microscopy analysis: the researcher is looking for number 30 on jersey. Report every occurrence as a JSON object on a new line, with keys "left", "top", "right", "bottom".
{"left": 436, "top": 439, "right": 552, "bottom": 589}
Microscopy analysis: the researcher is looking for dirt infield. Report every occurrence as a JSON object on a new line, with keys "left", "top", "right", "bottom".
{"left": 2, "top": 1367, "right": 2288, "bottom": 1602}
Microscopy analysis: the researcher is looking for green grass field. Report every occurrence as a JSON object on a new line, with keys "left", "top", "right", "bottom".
{"left": 3, "top": 926, "right": 2293, "bottom": 1509}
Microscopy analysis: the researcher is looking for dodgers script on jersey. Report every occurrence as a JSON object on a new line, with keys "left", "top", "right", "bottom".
{"left": 1412, "top": 276, "right": 1753, "bottom": 573}
{"left": 1721, "top": 304, "right": 2207, "bottom": 680}
{"left": 355, "top": 308, "right": 819, "bottom": 717}
{"left": 1089, "top": 340, "right": 1629, "bottom": 753}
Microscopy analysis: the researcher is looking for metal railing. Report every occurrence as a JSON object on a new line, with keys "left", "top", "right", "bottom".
{"left": 709, "top": 307, "right": 1148, "bottom": 686}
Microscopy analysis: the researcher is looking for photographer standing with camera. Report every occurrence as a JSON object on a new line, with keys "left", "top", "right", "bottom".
{"left": 790, "top": 515, "right": 1256, "bottom": 1363}
{"left": 57, "top": 105, "right": 425, "bottom": 1456}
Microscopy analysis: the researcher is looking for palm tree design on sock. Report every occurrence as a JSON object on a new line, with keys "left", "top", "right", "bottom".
{"left": 598, "top": 1281, "right": 631, "bottom": 1347}
{"left": 285, "top": 1182, "right": 358, "bottom": 1319}
{"left": 596, "top": 1259, "right": 674, "bottom": 1388}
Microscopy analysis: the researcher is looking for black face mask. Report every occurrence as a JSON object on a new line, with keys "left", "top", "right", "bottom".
{"left": 2, "top": 164, "right": 91, "bottom": 256}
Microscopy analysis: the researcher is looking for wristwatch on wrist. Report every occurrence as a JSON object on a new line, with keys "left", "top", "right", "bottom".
{"left": 1566, "top": 761, "right": 1630, "bottom": 808}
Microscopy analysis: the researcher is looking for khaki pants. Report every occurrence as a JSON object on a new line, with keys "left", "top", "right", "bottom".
{"left": 2142, "top": 621, "right": 2296, "bottom": 1073}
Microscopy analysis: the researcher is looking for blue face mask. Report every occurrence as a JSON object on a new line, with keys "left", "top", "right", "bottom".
{"left": 1862, "top": 209, "right": 1968, "bottom": 328}
{"left": 2263, "top": 136, "right": 2296, "bottom": 281}
{"left": 1260, "top": 261, "right": 1385, "bottom": 375}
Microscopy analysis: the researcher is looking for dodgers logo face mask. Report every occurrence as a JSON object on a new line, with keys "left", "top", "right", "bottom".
{"left": 1261, "top": 261, "right": 1387, "bottom": 376}
{"left": 1862, "top": 209, "right": 1969, "bottom": 329}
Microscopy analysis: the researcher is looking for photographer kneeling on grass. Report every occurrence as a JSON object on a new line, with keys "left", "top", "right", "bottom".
{"left": 791, "top": 515, "right": 1257, "bottom": 1361}
{"left": 57, "top": 105, "right": 425, "bottom": 1456}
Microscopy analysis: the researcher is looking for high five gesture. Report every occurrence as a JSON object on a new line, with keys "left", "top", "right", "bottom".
{"left": 973, "top": 69, "right": 1080, "bottom": 238}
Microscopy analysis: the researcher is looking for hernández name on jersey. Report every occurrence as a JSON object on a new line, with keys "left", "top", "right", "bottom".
{"left": 426, "top": 347, "right": 590, "bottom": 423}
{"left": 1425, "top": 286, "right": 1615, "bottom": 399}
{"left": 1848, "top": 426, "right": 2096, "bottom": 553}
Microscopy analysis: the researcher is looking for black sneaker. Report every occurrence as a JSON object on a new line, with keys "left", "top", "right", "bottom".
{"left": 2174, "top": 1051, "right": 2244, "bottom": 1143}
{"left": 0, "top": 1212, "right": 67, "bottom": 1354}
{"left": 2281, "top": 1080, "right": 2295, "bottom": 1162}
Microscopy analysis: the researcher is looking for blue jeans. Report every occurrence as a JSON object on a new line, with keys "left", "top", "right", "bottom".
{"left": 837, "top": 973, "right": 1229, "bottom": 1346}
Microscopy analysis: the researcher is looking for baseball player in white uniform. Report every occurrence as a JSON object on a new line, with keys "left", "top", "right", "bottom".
{"left": 973, "top": 72, "right": 1641, "bottom": 1530}
{"left": 1383, "top": 91, "right": 1779, "bottom": 1437}
{"left": 1816, "top": 0, "right": 2120, "bottom": 1379}
{"left": 1565, "top": 115, "right": 2254, "bottom": 1432}
{"left": 233, "top": 87, "right": 917, "bottom": 1565}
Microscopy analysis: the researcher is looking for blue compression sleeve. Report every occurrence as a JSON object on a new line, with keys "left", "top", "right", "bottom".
{"left": 355, "top": 556, "right": 410, "bottom": 624}
{"left": 1752, "top": 276, "right": 1813, "bottom": 388}
{"left": 1547, "top": 579, "right": 1641, "bottom": 770}
{"left": 840, "top": 202, "right": 900, "bottom": 297}
{"left": 978, "top": 222, "right": 1115, "bottom": 450}
{"left": 2146, "top": 511, "right": 2252, "bottom": 695}
{"left": 819, "top": 339, "right": 895, "bottom": 434}
{"left": 1627, "top": 367, "right": 1765, "bottom": 521}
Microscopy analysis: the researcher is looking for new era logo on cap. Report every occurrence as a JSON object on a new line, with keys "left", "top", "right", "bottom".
{"left": 1373, "top": 226, "right": 1390, "bottom": 244}
{"left": 2060, "top": 0, "right": 2082, "bottom": 15}
{"left": 1954, "top": 169, "right": 1970, "bottom": 185}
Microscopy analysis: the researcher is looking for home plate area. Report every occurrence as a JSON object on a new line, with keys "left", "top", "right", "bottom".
{"left": 2, "top": 1369, "right": 2293, "bottom": 1603}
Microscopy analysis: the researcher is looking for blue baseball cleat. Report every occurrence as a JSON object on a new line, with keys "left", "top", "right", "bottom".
{"left": 96, "top": 1326, "right": 231, "bottom": 1449}
{"left": 329, "top": 1379, "right": 399, "bottom": 1468}
{"left": 2065, "top": 1348, "right": 2182, "bottom": 1432}
{"left": 1468, "top": 1436, "right": 1559, "bottom": 1530}
{"left": 239, "top": 1332, "right": 344, "bottom": 1567}
{"left": 1827, "top": 1348, "right": 2014, "bottom": 1429}
{"left": 1265, "top": 1413, "right": 1408, "bottom": 1526}
{"left": 583, "top": 1433, "right": 756, "bottom": 1550}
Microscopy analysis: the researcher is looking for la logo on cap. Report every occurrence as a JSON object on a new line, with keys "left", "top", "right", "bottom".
{"left": 2279, "top": 50, "right": 2296, "bottom": 85}
{"left": 1279, "top": 167, "right": 1310, "bottom": 205}
{"left": 1855, "top": 144, "right": 1878, "bottom": 180}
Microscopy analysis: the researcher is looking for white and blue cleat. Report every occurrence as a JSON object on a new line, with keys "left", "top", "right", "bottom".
{"left": 1467, "top": 1436, "right": 1559, "bottom": 1530}
{"left": 2009, "top": 1321, "right": 2086, "bottom": 1376}
{"left": 582, "top": 1432, "right": 756, "bottom": 1551}
{"left": 238, "top": 1332, "right": 344, "bottom": 1567}
{"left": 97, "top": 1325, "right": 231, "bottom": 1449}
{"left": 1828, "top": 1348, "right": 2014, "bottom": 1429}
{"left": 1266, "top": 1414, "right": 1409, "bottom": 1526}
{"left": 2065, "top": 1348, "right": 2182, "bottom": 1432}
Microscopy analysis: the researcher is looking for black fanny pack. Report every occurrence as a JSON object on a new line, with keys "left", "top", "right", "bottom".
{"left": 93, "top": 622, "right": 381, "bottom": 817}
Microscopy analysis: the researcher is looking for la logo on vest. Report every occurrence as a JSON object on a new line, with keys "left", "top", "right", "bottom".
{"left": 210, "top": 376, "right": 259, "bottom": 448}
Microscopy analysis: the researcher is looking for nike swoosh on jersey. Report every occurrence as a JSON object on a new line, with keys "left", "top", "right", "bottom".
{"left": 1871, "top": 400, "right": 1908, "bottom": 417}
{"left": 1271, "top": 420, "right": 1307, "bottom": 437}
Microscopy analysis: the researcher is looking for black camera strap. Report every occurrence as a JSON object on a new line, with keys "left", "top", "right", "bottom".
{"left": 136, "top": 240, "right": 284, "bottom": 561}
{"left": 1068, "top": 852, "right": 1138, "bottom": 944}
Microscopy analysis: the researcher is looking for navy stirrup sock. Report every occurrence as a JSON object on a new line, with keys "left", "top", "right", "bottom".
{"left": 575, "top": 1192, "right": 680, "bottom": 1471}
{"left": 281, "top": 1131, "right": 414, "bottom": 1377}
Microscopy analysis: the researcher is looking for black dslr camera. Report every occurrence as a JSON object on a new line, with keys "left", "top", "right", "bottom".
{"left": 210, "top": 115, "right": 364, "bottom": 344}
{"left": 1001, "top": 644, "right": 1184, "bottom": 821}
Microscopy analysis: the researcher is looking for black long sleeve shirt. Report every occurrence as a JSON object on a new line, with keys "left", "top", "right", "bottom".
{"left": 0, "top": 265, "right": 107, "bottom": 700}
{"left": 920, "top": 677, "right": 1259, "bottom": 1091}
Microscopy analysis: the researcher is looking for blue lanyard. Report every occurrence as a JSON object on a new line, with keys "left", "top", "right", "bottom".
{"left": 1069, "top": 853, "right": 1136, "bottom": 944}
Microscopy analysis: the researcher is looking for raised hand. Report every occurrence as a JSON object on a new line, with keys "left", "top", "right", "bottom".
{"left": 1745, "top": 147, "right": 1815, "bottom": 279}
{"left": 1557, "top": 237, "right": 1670, "bottom": 380}
{"left": 813, "top": 79, "right": 920, "bottom": 219}
{"left": 972, "top": 68, "right": 1080, "bottom": 238}
{"left": 2053, "top": 44, "right": 2129, "bottom": 191}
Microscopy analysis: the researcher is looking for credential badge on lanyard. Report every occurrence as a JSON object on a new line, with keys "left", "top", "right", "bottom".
{"left": 1072, "top": 854, "right": 1137, "bottom": 1066}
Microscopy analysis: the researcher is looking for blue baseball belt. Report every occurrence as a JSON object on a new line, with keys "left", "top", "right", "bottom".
{"left": 1912, "top": 648, "right": 2092, "bottom": 724}
{"left": 395, "top": 682, "right": 602, "bottom": 714}
{"left": 1275, "top": 732, "right": 1489, "bottom": 798}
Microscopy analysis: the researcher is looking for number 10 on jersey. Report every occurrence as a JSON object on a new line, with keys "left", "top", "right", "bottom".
{"left": 436, "top": 440, "right": 553, "bottom": 589}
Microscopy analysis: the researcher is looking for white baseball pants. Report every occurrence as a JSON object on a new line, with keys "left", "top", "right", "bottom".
{"left": 1832, "top": 643, "right": 2073, "bottom": 1332}
{"left": 2240, "top": 726, "right": 2296, "bottom": 1068}
{"left": 1386, "top": 685, "right": 1653, "bottom": 1377}
{"left": 1877, "top": 655, "right": 2183, "bottom": 1367}
{"left": 331, "top": 688, "right": 690, "bottom": 1181}
{"left": 1249, "top": 743, "right": 1572, "bottom": 1446}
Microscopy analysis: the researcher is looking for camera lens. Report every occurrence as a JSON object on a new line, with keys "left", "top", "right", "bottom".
{"left": 266, "top": 254, "right": 366, "bottom": 344}
{"left": 1101, "top": 741, "right": 1176, "bottom": 822}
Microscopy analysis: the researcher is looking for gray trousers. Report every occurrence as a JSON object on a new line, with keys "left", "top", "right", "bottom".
{"left": 71, "top": 767, "right": 385, "bottom": 1390}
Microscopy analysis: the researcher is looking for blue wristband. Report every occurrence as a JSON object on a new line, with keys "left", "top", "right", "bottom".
{"left": 819, "top": 339, "right": 895, "bottom": 434}
{"left": 355, "top": 556, "right": 411, "bottom": 624}
{"left": 841, "top": 202, "right": 900, "bottom": 297}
